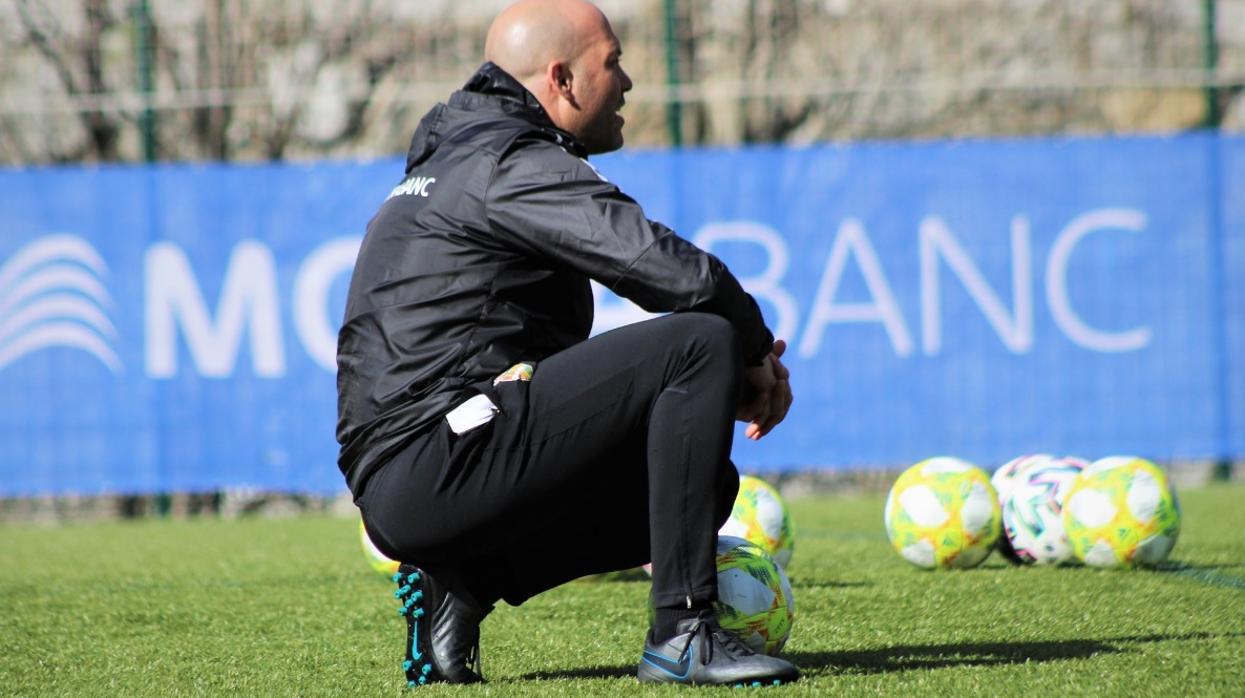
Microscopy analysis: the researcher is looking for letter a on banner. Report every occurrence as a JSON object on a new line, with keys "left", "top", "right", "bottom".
{"left": 799, "top": 219, "right": 913, "bottom": 358}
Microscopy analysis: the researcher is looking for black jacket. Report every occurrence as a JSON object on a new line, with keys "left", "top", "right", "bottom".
{"left": 336, "top": 63, "right": 773, "bottom": 495}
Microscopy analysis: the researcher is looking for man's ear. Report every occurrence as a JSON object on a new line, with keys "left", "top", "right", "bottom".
{"left": 549, "top": 61, "right": 576, "bottom": 104}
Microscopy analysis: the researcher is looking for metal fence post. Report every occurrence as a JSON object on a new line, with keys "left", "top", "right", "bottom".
{"left": 132, "top": 0, "right": 156, "bottom": 162}
{"left": 1203, "top": 0, "right": 1219, "bottom": 128}
{"left": 663, "top": 0, "right": 683, "bottom": 148}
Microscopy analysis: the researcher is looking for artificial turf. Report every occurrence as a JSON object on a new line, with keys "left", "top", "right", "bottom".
{"left": 3, "top": 483, "right": 1244, "bottom": 696}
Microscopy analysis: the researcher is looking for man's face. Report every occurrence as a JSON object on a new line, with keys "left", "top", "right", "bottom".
{"left": 569, "top": 24, "right": 632, "bottom": 154}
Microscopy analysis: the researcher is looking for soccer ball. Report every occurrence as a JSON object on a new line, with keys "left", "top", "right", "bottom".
{"left": 884, "top": 457, "right": 1001, "bottom": 569}
{"left": 1062, "top": 456, "right": 1181, "bottom": 568}
{"left": 643, "top": 475, "right": 795, "bottom": 576}
{"left": 359, "top": 517, "right": 400, "bottom": 577}
{"left": 999, "top": 455, "right": 1088, "bottom": 565}
{"left": 991, "top": 454, "right": 1052, "bottom": 503}
{"left": 713, "top": 536, "right": 795, "bottom": 655}
{"left": 718, "top": 475, "right": 795, "bottom": 568}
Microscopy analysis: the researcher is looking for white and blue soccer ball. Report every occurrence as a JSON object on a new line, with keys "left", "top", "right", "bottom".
{"left": 991, "top": 454, "right": 1052, "bottom": 504}
{"left": 999, "top": 455, "right": 1088, "bottom": 565}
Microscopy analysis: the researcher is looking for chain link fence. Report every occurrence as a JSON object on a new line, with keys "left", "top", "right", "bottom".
{"left": 1, "top": 0, "right": 1243, "bottom": 164}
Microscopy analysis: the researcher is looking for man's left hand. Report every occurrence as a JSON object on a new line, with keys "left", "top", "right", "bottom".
{"left": 739, "top": 339, "right": 794, "bottom": 441}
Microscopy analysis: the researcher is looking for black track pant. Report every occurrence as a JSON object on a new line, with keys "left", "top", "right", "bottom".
{"left": 358, "top": 312, "right": 743, "bottom": 610}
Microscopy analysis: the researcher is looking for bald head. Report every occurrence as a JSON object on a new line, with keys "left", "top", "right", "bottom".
{"left": 483, "top": 0, "right": 632, "bottom": 154}
{"left": 485, "top": 0, "right": 607, "bottom": 82}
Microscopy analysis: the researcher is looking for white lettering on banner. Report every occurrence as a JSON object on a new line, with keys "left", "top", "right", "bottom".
{"left": 599, "top": 210, "right": 1147, "bottom": 361}
{"left": 1046, "top": 209, "right": 1151, "bottom": 352}
{"left": 919, "top": 215, "right": 1033, "bottom": 355}
{"left": 145, "top": 241, "right": 285, "bottom": 377}
{"left": 115, "top": 207, "right": 1147, "bottom": 378}
{"left": 693, "top": 221, "right": 798, "bottom": 343}
{"left": 294, "top": 237, "right": 361, "bottom": 371}
{"left": 799, "top": 218, "right": 914, "bottom": 358}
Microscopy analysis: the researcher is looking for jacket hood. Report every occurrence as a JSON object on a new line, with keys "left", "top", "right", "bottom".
{"left": 405, "top": 62, "right": 585, "bottom": 173}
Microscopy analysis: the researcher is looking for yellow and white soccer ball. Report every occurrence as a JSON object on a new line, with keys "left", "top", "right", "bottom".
{"left": 884, "top": 457, "right": 1001, "bottom": 569}
{"left": 713, "top": 536, "right": 795, "bottom": 655}
{"left": 1062, "top": 456, "right": 1181, "bottom": 568}
{"left": 718, "top": 475, "right": 795, "bottom": 568}
{"left": 358, "top": 517, "right": 400, "bottom": 577}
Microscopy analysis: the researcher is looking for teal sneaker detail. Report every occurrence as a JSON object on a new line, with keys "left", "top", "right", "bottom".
{"left": 394, "top": 567, "right": 434, "bottom": 686}
{"left": 394, "top": 563, "right": 489, "bottom": 687}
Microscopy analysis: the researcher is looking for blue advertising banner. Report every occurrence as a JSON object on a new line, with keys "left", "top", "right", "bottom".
{"left": 1, "top": 133, "right": 1241, "bottom": 495}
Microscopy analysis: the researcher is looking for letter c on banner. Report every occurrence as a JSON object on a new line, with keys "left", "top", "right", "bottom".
{"left": 294, "top": 237, "right": 361, "bottom": 371}
{"left": 1046, "top": 208, "right": 1151, "bottom": 353}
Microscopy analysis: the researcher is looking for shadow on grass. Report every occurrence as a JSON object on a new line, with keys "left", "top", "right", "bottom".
{"left": 787, "top": 631, "right": 1244, "bottom": 675}
{"left": 517, "top": 631, "right": 1245, "bottom": 682}
{"left": 1151, "top": 561, "right": 1245, "bottom": 590}
{"left": 1153, "top": 561, "right": 1245, "bottom": 572}
{"left": 519, "top": 664, "right": 637, "bottom": 681}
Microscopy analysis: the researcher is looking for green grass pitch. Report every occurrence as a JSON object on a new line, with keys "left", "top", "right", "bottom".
{"left": 3, "top": 483, "right": 1244, "bottom": 696}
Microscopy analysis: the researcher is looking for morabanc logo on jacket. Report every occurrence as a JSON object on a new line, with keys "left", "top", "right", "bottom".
{"left": 386, "top": 176, "right": 436, "bottom": 201}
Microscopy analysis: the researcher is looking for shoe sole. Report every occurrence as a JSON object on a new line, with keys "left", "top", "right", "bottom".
{"left": 638, "top": 673, "right": 796, "bottom": 687}
{"left": 733, "top": 678, "right": 793, "bottom": 688}
{"left": 394, "top": 568, "right": 438, "bottom": 687}
{"left": 638, "top": 660, "right": 799, "bottom": 687}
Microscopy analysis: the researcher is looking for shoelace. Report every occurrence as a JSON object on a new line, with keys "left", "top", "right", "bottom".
{"left": 685, "top": 619, "right": 754, "bottom": 666}
{"left": 711, "top": 624, "right": 755, "bottom": 662}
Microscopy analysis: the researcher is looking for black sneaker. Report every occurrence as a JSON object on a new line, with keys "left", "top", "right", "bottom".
{"left": 637, "top": 614, "right": 800, "bottom": 686}
{"left": 393, "top": 564, "right": 490, "bottom": 687}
